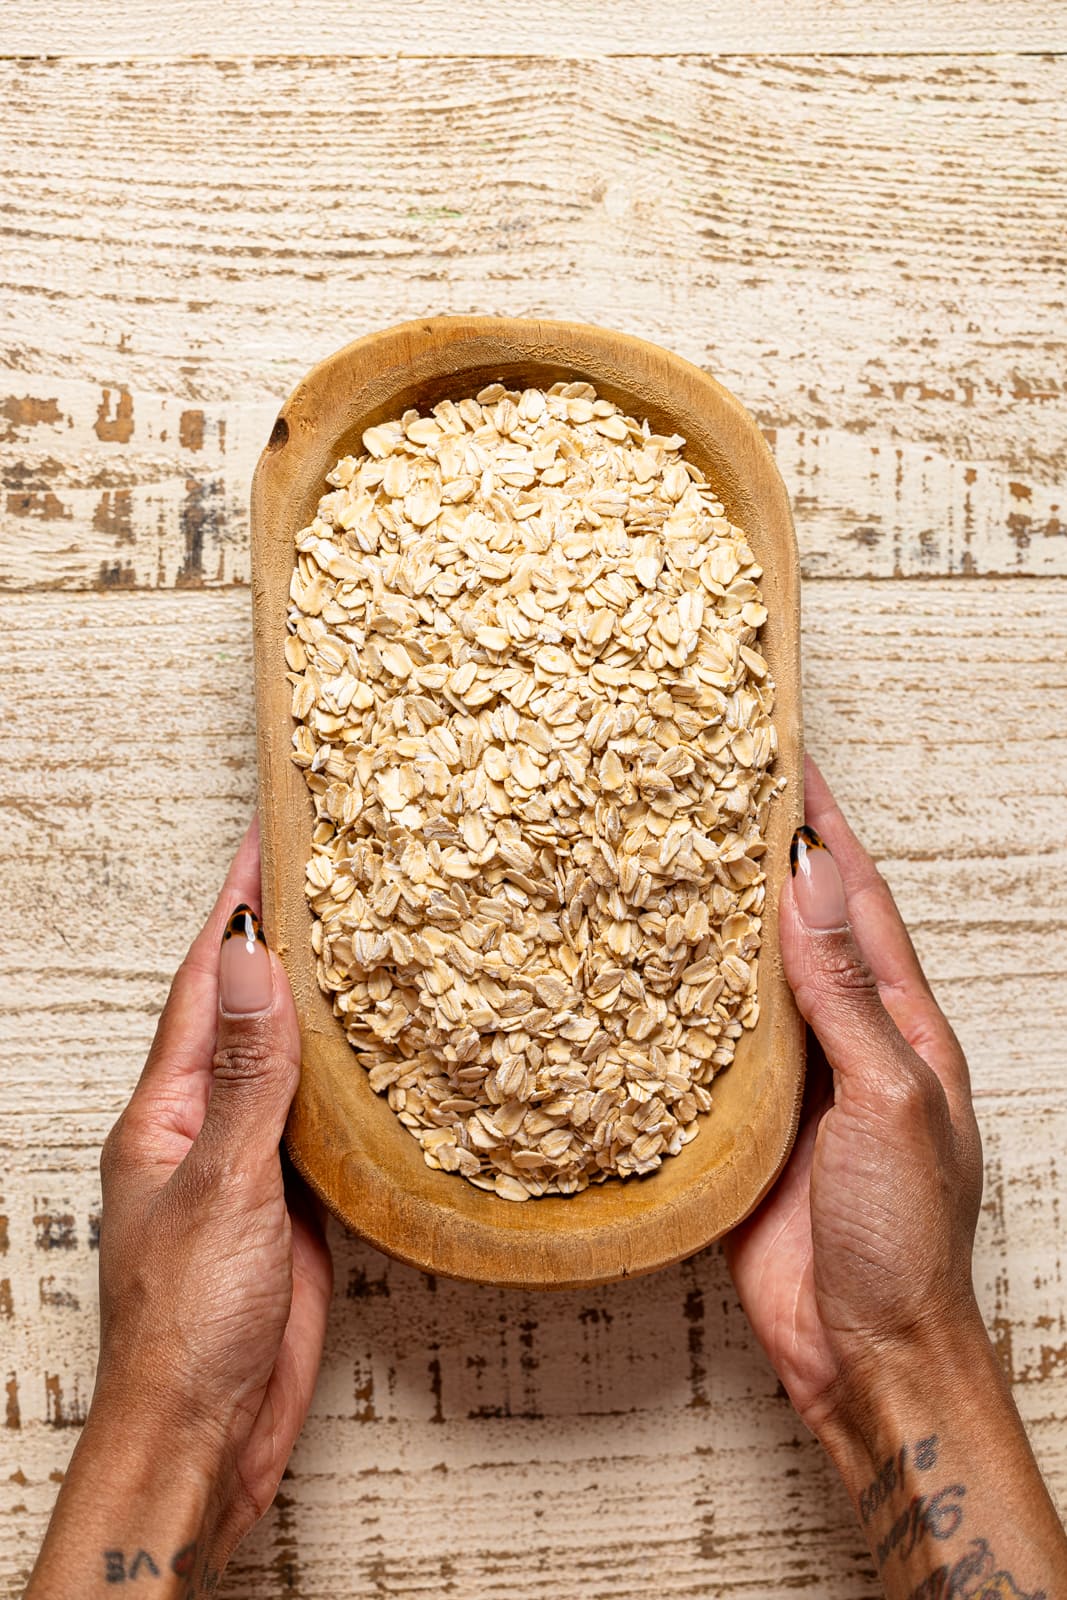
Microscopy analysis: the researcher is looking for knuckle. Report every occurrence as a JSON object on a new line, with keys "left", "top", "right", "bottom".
{"left": 100, "top": 1116, "right": 132, "bottom": 1180}
{"left": 890, "top": 1060, "right": 949, "bottom": 1125}
{"left": 212, "top": 1043, "right": 299, "bottom": 1100}
{"left": 793, "top": 936, "right": 878, "bottom": 1021}
{"left": 820, "top": 939, "right": 879, "bottom": 997}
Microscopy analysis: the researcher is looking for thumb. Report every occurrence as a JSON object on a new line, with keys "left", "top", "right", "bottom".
{"left": 782, "top": 827, "right": 927, "bottom": 1094}
{"left": 198, "top": 904, "right": 302, "bottom": 1161}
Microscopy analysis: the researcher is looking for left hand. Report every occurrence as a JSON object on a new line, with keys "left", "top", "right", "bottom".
{"left": 27, "top": 820, "right": 333, "bottom": 1598}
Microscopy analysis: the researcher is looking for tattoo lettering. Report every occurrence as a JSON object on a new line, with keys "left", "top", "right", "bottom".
{"left": 907, "top": 1537, "right": 1048, "bottom": 1600}
{"left": 101, "top": 1545, "right": 216, "bottom": 1592}
{"left": 877, "top": 1484, "right": 967, "bottom": 1566}
{"left": 860, "top": 1435, "right": 941, "bottom": 1524}
{"left": 102, "top": 1549, "right": 160, "bottom": 1583}
{"left": 861, "top": 1447, "right": 907, "bottom": 1523}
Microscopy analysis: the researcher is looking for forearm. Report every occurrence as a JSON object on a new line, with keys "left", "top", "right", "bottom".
{"left": 25, "top": 1404, "right": 227, "bottom": 1600}
{"left": 820, "top": 1313, "right": 1067, "bottom": 1599}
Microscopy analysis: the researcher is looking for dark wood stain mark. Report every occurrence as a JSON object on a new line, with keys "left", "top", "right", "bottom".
{"left": 88, "top": 1212, "right": 101, "bottom": 1250}
{"left": 0, "top": 395, "right": 63, "bottom": 441}
{"left": 0, "top": 1280, "right": 13, "bottom": 1319}
{"left": 5, "top": 1374, "right": 20, "bottom": 1430}
{"left": 94, "top": 387, "right": 134, "bottom": 443}
{"left": 1010, "top": 375, "right": 1061, "bottom": 402}
{"left": 179, "top": 409, "right": 205, "bottom": 451}
{"left": 40, "top": 1276, "right": 80, "bottom": 1310}
{"left": 982, "top": 1157, "right": 1015, "bottom": 1382}
{"left": 1009, "top": 481, "right": 1032, "bottom": 501}
{"left": 92, "top": 487, "right": 133, "bottom": 543}
{"left": 353, "top": 1356, "right": 377, "bottom": 1423}
{"left": 45, "top": 1372, "right": 87, "bottom": 1429}
{"left": 9, "top": 1469, "right": 27, "bottom": 1486}
{"left": 346, "top": 1263, "right": 390, "bottom": 1299}
{"left": 428, "top": 1350, "right": 444, "bottom": 1423}
{"left": 5, "top": 488, "right": 70, "bottom": 520}
{"left": 272, "top": 1486, "right": 301, "bottom": 1596}
{"left": 682, "top": 1262, "right": 710, "bottom": 1409}
{"left": 34, "top": 1205, "right": 76, "bottom": 1250}
{"left": 97, "top": 559, "right": 137, "bottom": 590}
{"left": 846, "top": 523, "right": 884, "bottom": 547}
{"left": 175, "top": 476, "right": 221, "bottom": 588}
{"left": 0, "top": 1214, "right": 8, "bottom": 1254}
{"left": 1035, "top": 1340, "right": 1067, "bottom": 1380}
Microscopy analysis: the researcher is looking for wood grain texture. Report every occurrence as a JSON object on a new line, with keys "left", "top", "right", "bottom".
{"left": 3, "top": 15, "right": 1066, "bottom": 1593}
{"left": 252, "top": 316, "right": 804, "bottom": 1287}
{"left": 4, "top": 0, "right": 1065, "bottom": 57}
{"left": 1, "top": 583, "right": 1065, "bottom": 1593}
{"left": 2, "top": 54, "right": 1066, "bottom": 589}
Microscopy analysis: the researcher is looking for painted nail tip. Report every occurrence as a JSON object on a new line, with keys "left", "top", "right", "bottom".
{"left": 790, "top": 824, "right": 830, "bottom": 876}
{"left": 222, "top": 904, "right": 267, "bottom": 946}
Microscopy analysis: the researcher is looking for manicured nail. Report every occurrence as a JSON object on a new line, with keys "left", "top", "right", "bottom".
{"left": 790, "top": 826, "right": 849, "bottom": 931}
{"left": 219, "top": 904, "right": 273, "bottom": 1014}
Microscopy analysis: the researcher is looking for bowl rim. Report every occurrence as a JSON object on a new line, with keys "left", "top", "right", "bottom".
{"left": 251, "top": 313, "right": 805, "bottom": 1289}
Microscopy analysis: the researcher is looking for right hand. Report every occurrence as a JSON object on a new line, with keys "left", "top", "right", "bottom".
{"left": 724, "top": 757, "right": 985, "bottom": 1437}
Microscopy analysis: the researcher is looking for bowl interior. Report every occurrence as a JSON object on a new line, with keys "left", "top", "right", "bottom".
{"left": 251, "top": 316, "right": 804, "bottom": 1288}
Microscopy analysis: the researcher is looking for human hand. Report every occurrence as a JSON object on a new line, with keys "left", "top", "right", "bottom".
{"left": 724, "top": 756, "right": 984, "bottom": 1435}
{"left": 725, "top": 759, "right": 1067, "bottom": 1596}
{"left": 27, "top": 821, "right": 333, "bottom": 1599}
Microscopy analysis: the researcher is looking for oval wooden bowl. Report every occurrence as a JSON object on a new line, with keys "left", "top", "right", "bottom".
{"left": 251, "top": 315, "right": 804, "bottom": 1289}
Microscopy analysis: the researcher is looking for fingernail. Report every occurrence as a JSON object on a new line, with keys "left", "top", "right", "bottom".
{"left": 219, "top": 904, "right": 273, "bottom": 1014}
{"left": 790, "top": 826, "right": 849, "bottom": 931}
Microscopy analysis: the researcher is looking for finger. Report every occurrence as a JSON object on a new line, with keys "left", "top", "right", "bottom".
{"left": 225, "top": 1182, "right": 332, "bottom": 1535}
{"left": 781, "top": 828, "right": 943, "bottom": 1111}
{"left": 193, "top": 907, "right": 302, "bottom": 1165}
{"left": 130, "top": 817, "right": 262, "bottom": 1131}
{"left": 802, "top": 757, "right": 970, "bottom": 1103}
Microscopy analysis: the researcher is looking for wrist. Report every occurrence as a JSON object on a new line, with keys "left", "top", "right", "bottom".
{"left": 813, "top": 1302, "right": 1004, "bottom": 1503}
{"left": 25, "top": 1397, "right": 230, "bottom": 1600}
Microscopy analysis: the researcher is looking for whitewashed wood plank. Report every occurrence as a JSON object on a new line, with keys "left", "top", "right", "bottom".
{"left": 1, "top": 1199, "right": 1063, "bottom": 1599}
{"left": 2, "top": 582, "right": 1065, "bottom": 1596}
{"left": 3, "top": 0, "right": 1064, "bottom": 57}
{"left": 2, "top": 55, "right": 1065, "bottom": 586}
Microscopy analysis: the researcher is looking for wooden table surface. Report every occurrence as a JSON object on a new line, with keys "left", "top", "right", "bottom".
{"left": 2, "top": 5, "right": 1065, "bottom": 1595}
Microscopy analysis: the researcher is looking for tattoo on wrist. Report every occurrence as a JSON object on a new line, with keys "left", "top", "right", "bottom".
{"left": 101, "top": 1543, "right": 219, "bottom": 1596}
{"left": 906, "top": 1539, "right": 1047, "bottom": 1600}
{"left": 877, "top": 1483, "right": 966, "bottom": 1565}
{"left": 857, "top": 1434, "right": 1047, "bottom": 1600}
{"left": 860, "top": 1434, "right": 940, "bottom": 1523}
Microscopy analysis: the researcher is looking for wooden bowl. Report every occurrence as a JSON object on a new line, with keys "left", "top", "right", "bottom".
{"left": 251, "top": 315, "right": 804, "bottom": 1289}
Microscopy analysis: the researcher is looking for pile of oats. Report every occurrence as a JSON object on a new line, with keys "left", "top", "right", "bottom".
{"left": 287, "top": 381, "right": 781, "bottom": 1200}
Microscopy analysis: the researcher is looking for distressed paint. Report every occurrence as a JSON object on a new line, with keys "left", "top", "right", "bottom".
{"left": 1, "top": 55, "right": 1066, "bottom": 586}
{"left": 2, "top": 0, "right": 1064, "bottom": 56}
{"left": 0, "top": 586, "right": 1065, "bottom": 1594}
{"left": 2, "top": 16, "right": 1066, "bottom": 1597}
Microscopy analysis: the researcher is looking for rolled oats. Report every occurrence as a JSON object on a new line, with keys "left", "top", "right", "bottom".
{"left": 288, "top": 382, "right": 783, "bottom": 1200}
